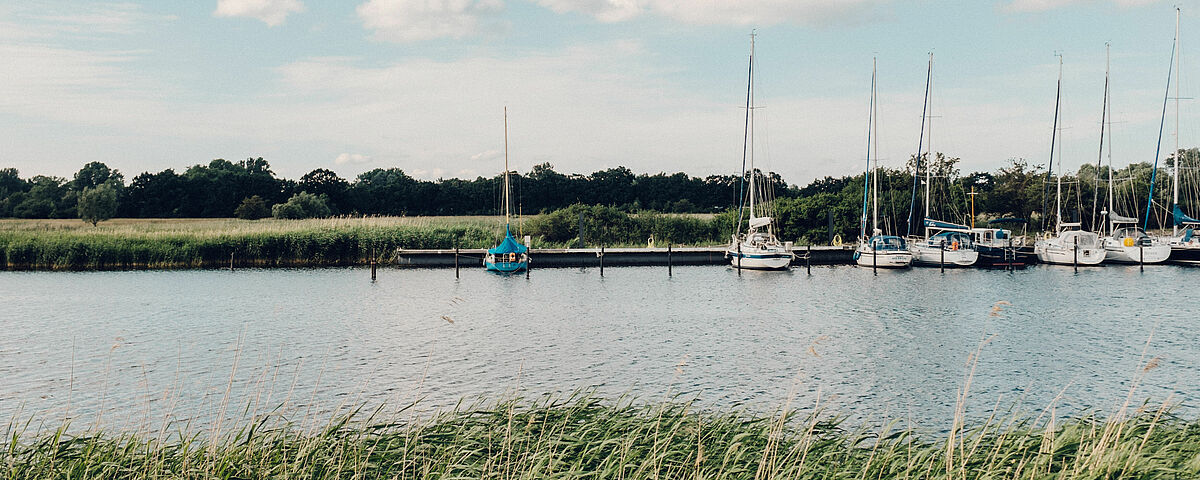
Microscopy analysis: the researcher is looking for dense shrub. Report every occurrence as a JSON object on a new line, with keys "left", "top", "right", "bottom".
{"left": 272, "top": 192, "right": 331, "bottom": 219}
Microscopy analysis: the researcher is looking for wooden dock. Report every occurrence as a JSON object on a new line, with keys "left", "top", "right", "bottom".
{"left": 394, "top": 245, "right": 855, "bottom": 268}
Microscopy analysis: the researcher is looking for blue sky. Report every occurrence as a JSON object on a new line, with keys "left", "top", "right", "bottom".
{"left": 1, "top": 0, "right": 1194, "bottom": 186}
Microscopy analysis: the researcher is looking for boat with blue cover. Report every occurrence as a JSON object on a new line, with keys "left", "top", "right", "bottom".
{"left": 484, "top": 108, "right": 529, "bottom": 273}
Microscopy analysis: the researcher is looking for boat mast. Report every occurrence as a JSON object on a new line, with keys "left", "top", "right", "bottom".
{"left": 1053, "top": 54, "right": 1063, "bottom": 233}
{"left": 906, "top": 53, "right": 933, "bottom": 237}
{"left": 924, "top": 55, "right": 934, "bottom": 239}
{"left": 747, "top": 33, "right": 757, "bottom": 230}
{"left": 1106, "top": 44, "right": 1116, "bottom": 236}
{"left": 1097, "top": 43, "right": 1111, "bottom": 236}
{"left": 861, "top": 58, "right": 875, "bottom": 240}
{"left": 1174, "top": 7, "right": 1182, "bottom": 237}
{"left": 1145, "top": 9, "right": 1176, "bottom": 232}
{"left": 872, "top": 58, "right": 879, "bottom": 233}
{"left": 503, "top": 107, "right": 511, "bottom": 230}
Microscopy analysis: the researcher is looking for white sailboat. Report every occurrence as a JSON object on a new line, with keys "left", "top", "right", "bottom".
{"left": 906, "top": 53, "right": 979, "bottom": 267}
{"left": 1161, "top": 8, "right": 1200, "bottom": 264}
{"left": 1096, "top": 43, "right": 1171, "bottom": 264}
{"left": 726, "top": 32, "right": 793, "bottom": 271}
{"left": 855, "top": 57, "right": 913, "bottom": 269}
{"left": 1035, "top": 54, "right": 1107, "bottom": 265}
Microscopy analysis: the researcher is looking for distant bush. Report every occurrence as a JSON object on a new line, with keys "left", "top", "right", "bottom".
{"left": 526, "top": 204, "right": 727, "bottom": 247}
{"left": 234, "top": 195, "right": 270, "bottom": 220}
{"left": 272, "top": 192, "right": 331, "bottom": 220}
{"left": 77, "top": 184, "right": 118, "bottom": 226}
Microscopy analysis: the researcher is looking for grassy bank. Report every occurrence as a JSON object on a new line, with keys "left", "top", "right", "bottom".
{"left": 0, "top": 210, "right": 731, "bottom": 270}
{"left": 4, "top": 394, "right": 1198, "bottom": 479}
{"left": 0, "top": 217, "right": 501, "bottom": 270}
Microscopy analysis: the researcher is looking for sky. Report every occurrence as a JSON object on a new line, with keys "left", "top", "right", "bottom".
{"left": 1, "top": 0, "right": 1197, "bottom": 187}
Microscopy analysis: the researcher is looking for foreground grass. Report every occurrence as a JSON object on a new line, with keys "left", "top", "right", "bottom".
{"left": 4, "top": 395, "right": 1199, "bottom": 479}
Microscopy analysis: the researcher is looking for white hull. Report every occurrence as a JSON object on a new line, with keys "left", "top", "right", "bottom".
{"left": 854, "top": 247, "right": 913, "bottom": 268}
{"left": 1035, "top": 241, "right": 1106, "bottom": 265}
{"left": 909, "top": 244, "right": 979, "bottom": 267}
{"left": 727, "top": 245, "right": 793, "bottom": 270}
{"left": 1102, "top": 241, "right": 1171, "bottom": 264}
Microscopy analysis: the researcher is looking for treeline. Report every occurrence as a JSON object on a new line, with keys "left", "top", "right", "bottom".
{"left": 1, "top": 150, "right": 1194, "bottom": 242}
{"left": 0, "top": 159, "right": 758, "bottom": 220}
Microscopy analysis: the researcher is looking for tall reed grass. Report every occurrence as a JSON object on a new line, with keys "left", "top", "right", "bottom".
{"left": 4, "top": 392, "right": 1198, "bottom": 479}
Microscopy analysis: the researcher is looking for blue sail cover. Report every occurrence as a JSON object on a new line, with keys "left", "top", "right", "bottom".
{"left": 923, "top": 218, "right": 970, "bottom": 231}
{"left": 487, "top": 227, "right": 528, "bottom": 255}
{"left": 1175, "top": 205, "right": 1200, "bottom": 226}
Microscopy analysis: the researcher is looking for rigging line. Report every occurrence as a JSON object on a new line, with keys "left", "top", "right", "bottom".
{"left": 1091, "top": 46, "right": 1109, "bottom": 232}
{"left": 736, "top": 31, "right": 755, "bottom": 237}
{"left": 1043, "top": 53, "right": 1063, "bottom": 233}
{"left": 860, "top": 58, "right": 876, "bottom": 239}
{"left": 906, "top": 53, "right": 932, "bottom": 237}
{"left": 1145, "top": 33, "right": 1175, "bottom": 231}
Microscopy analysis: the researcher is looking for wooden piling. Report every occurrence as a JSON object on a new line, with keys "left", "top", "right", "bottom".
{"left": 599, "top": 246, "right": 604, "bottom": 277}
{"left": 1073, "top": 236, "right": 1079, "bottom": 272}
{"left": 806, "top": 244, "right": 811, "bottom": 275}
{"left": 455, "top": 247, "right": 459, "bottom": 279}
{"left": 667, "top": 244, "right": 672, "bottom": 277}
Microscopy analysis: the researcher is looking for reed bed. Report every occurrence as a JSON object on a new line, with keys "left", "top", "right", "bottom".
{"left": 0, "top": 212, "right": 729, "bottom": 270}
{"left": 0, "top": 217, "right": 507, "bottom": 270}
{"left": 3, "top": 393, "right": 1198, "bottom": 479}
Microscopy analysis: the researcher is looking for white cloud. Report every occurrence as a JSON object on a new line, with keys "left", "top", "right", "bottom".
{"left": 335, "top": 153, "right": 372, "bottom": 165}
{"left": 214, "top": 0, "right": 305, "bottom": 27}
{"left": 532, "top": 0, "right": 888, "bottom": 25}
{"left": 999, "top": 0, "right": 1158, "bottom": 13}
{"left": 470, "top": 149, "right": 501, "bottom": 161}
{"left": 356, "top": 0, "right": 503, "bottom": 42}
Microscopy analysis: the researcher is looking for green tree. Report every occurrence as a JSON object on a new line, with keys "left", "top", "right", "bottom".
{"left": 78, "top": 184, "right": 119, "bottom": 226}
{"left": 272, "top": 191, "right": 331, "bottom": 219}
{"left": 234, "top": 195, "right": 271, "bottom": 219}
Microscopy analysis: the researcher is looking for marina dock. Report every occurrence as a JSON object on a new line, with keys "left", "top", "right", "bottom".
{"left": 394, "top": 245, "right": 856, "bottom": 268}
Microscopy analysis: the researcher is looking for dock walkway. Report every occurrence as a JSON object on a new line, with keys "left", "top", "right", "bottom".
{"left": 394, "top": 246, "right": 855, "bottom": 268}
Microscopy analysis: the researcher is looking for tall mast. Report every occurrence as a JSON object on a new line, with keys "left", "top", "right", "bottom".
{"left": 1054, "top": 54, "right": 1063, "bottom": 232}
{"left": 924, "top": 55, "right": 934, "bottom": 239}
{"left": 1145, "top": 10, "right": 1177, "bottom": 232}
{"left": 504, "top": 106, "right": 510, "bottom": 229}
{"left": 1096, "top": 43, "right": 1110, "bottom": 235}
{"left": 872, "top": 62, "right": 879, "bottom": 233}
{"left": 1106, "top": 44, "right": 1115, "bottom": 236}
{"left": 747, "top": 32, "right": 757, "bottom": 227}
{"left": 906, "top": 53, "right": 933, "bottom": 237}
{"left": 1043, "top": 53, "right": 1063, "bottom": 233}
{"left": 861, "top": 58, "right": 876, "bottom": 239}
{"left": 1174, "top": 7, "right": 1182, "bottom": 237}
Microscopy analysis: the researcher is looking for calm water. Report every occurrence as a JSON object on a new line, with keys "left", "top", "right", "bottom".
{"left": 1, "top": 264, "right": 1196, "bottom": 431}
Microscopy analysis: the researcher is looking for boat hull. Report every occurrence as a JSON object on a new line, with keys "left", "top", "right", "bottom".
{"left": 726, "top": 249, "right": 793, "bottom": 270}
{"left": 975, "top": 245, "right": 1035, "bottom": 268}
{"left": 853, "top": 248, "right": 913, "bottom": 268}
{"left": 1034, "top": 242, "right": 1106, "bottom": 265}
{"left": 1103, "top": 243, "right": 1171, "bottom": 264}
{"left": 1169, "top": 243, "right": 1200, "bottom": 265}
{"left": 485, "top": 260, "right": 527, "bottom": 273}
{"left": 909, "top": 244, "right": 978, "bottom": 267}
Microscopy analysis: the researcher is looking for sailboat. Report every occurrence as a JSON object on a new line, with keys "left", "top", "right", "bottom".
{"left": 1161, "top": 8, "right": 1200, "bottom": 264}
{"left": 484, "top": 107, "right": 530, "bottom": 273}
{"left": 725, "top": 33, "right": 794, "bottom": 271}
{"left": 855, "top": 57, "right": 913, "bottom": 269}
{"left": 1035, "top": 54, "right": 1107, "bottom": 265}
{"left": 1096, "top": 43, "right": 1171, "bottom": 264}
{"left": 905, "top": 53, "right": 979, "bottom": 267}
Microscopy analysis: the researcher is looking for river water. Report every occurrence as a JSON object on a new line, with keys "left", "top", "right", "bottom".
{"left": 1, "top": 264, "right": 1195, "bottom": 431}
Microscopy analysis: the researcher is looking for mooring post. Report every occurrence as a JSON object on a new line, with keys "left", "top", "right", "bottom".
{"left": 370, "top": 246, "right": 377, "bottom": 282}
{"left": 455, "top": 247, "right": 459, "bottom": 279}
{"left": 872, "top": 244, "right": 877, "bottom": 275}
{"left": 599, "top": 245, "right": 604, "bottom": 277}
{"left": 940, "top": 241, "right": 945, "bottom": 273}
{"left": 1140, "top": 244, "right": 1145, "bottom": 272}
{"left": 1073, "top": 236, "right": 1079, "bottom": 272}
{"left": 806, "top": 244, "right": 811, "bottom": 275}
{"left": 1008, "top": 237, "right": 1014, "bottom": 271}
{"left": 229, "top": 251, "right": 234, "bottom": 271}
{"left": 667, "top": 244, "right": 672, "bottom": 277}
{"left": 526, "top": 254, "right": 530, "bottom": 279}
{"left": 736, "top": 241, "right": 742, "bottom": 276}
